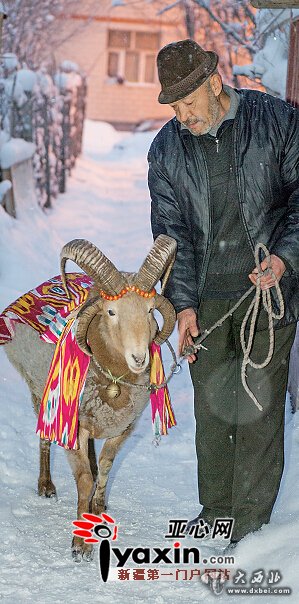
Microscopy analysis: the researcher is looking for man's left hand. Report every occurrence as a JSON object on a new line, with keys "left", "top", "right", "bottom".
{"left": 248, "top": 254, "right": 286, "bottom": 290}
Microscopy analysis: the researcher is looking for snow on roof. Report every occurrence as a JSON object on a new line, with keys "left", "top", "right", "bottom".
{"left": 0, "top": 138, "right": 35, "bottom": 169}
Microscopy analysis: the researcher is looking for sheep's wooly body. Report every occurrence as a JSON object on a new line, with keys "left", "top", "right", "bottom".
{"left": 5, "top": 322, "right": 150, "bottom": 440}
{"left": 4, "top": 235, "right": 177, "bottom": 562}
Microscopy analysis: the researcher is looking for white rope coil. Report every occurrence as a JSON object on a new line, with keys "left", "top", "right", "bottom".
{"left": 240, "top": 243, "right": 284, "bottom": 411}
{"left": 182, "top": 243, "right": 285, "bottom": 411}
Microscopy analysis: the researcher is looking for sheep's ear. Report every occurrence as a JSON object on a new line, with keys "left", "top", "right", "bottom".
{"left": 153, "top": 294, "right": 176, "bottom": 345}
{"left": 76, "top": 298, "right": 103, "bottom": 356}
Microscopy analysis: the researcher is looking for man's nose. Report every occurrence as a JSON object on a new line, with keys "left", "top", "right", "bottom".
{"left": 177, "top": 106, "right": 190, "bottom": 124}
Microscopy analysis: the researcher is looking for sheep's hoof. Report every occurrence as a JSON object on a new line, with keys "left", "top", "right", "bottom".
{"left": 72, "top": 546, "right": 83, "bottom": 563}
{"left": 82, "top": 548, "right": 94, "bottom": 562}
{"left": 38, "top": 479, "right": 57, "bottom": 498}
{"left": 72, "top": 538, "right": 94, "bottom": 563}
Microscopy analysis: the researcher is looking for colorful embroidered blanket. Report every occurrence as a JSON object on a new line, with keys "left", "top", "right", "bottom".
{"left": 0, "top": 273, "right": 93, "bottom": 345}
{"left": 0, "top": 274, "right": 176, "bottom": 449}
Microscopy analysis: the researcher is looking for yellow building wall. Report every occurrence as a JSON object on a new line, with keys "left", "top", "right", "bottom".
{"left": 54, "top": 1, "right": 259, "bottom": 127}
{"left": 55, "top": 1, "right": 186, "bottom": 126}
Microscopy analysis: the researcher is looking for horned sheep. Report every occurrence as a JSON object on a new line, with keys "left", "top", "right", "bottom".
{"left": 4, "top": 235, "right": 177, "bottom": 561}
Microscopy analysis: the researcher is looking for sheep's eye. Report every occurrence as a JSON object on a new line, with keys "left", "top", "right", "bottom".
{"left": 108, "top": 309, "right": 115, "bottom": 316}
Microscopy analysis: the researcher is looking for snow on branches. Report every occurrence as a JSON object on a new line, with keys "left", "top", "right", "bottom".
{"left": 0, "top": 55, "right": 87, "bottom": 209}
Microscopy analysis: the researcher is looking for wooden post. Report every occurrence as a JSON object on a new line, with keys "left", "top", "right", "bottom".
{"left": 0, "top": 5, "right": 9, "bottom": 212}
{"left": 285, "top": 16, "right": 299, "bottom": 410}
{"left": 251, "top": 1, "right": 299, "bottom": 7}
{"left": 286, "top": 17, "right": 299, "bottom": 107}
{"left": 1, "top": 168, "right": 16, "bottom": 217}
{"left": 43, "top": 95, "right": 52, "bottom": 209}
{"left": 0, "top": 14, "right": 4, "bottom": 53}
{"left": 0, "top": 7, "right": 7, "bottom": 54}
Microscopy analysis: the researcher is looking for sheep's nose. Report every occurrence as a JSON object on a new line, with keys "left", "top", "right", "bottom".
{"left": 132, "top": 353, "right": 146, "bottom": 366}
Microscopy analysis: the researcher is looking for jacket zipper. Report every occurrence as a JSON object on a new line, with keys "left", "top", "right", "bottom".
{"left": 232, "top": 119, "right": 255, "bottom": 254}
{"left": 185, "top": 95, "right": 254, "bottom": 302}
{"left": 190, "top": 137, "right": 213, "bottom": 300}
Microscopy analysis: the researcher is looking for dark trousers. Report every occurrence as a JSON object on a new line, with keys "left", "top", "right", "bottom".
{"left": 189, "top": 296, "right": 296, "bottom": 541}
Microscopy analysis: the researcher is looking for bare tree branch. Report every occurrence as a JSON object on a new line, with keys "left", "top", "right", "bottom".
{"left": 192, "top": 0, "right": 256, "bottom": 54}
{"left": 241, "top": 0, "right": 256, "bottom": 26}
{"left": 157, "top": 0, "right": 181, "bottom": 15}
{"left": 2, "top": 0, "right": 97, "bottom": 68}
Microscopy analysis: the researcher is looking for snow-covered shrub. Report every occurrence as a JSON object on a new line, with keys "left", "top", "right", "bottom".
{"left": 0, "top": 55, "right": 87, "bottom": 210}
{"left": 233, "top": 8, "right": 299, "bottom": 99}
{"left": 54, "top": 61, "right": 87, "bottom": 193}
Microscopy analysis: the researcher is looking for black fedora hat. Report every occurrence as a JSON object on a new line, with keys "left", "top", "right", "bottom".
{"left": 157, "top": 39, "right": 219, "bottom": 104}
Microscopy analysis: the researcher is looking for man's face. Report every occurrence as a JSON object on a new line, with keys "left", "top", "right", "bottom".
{"left": 169, "top": 76, "right": 221, "bottom": 136}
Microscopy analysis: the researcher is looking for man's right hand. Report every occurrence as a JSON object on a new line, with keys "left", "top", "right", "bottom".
{"left": 177, "top": 308, "right": 199, "bottom": 363}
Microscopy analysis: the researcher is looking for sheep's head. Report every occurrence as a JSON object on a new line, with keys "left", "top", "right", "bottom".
{"left": 60, "top": 236, "right": 177, "bottom": 374}
{"left": 84, "top": 285, "right": 157, "bottom": 374}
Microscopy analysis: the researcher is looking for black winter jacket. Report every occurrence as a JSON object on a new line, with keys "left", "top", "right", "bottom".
{"left": 148, "top": 89, "right": 299, "bottom": 327}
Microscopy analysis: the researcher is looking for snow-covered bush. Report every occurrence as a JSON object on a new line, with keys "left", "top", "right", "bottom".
{"left": 2, "top": 1, "right": 82, "bottom": 70}
{"left": 0, "top": 54, "right": 87, "bottom": 210}
{"left": 233, "top": 8, "right": 299, "bottom": 99}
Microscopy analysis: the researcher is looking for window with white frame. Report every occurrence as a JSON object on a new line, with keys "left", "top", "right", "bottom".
{"left": 107, "top": 30, "right": 160, "bottom": 84}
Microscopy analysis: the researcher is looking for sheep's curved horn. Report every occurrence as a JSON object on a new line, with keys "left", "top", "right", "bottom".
{"left": 134, "top": 235, "right": 177, "bottom": 295}
{"left": 75, "top": 298, "right": 103, "bottom": 356}
{"left": 60, "top": 239, "right": 126, "bottom": 299}
{"left": 154, "top": 294, "right": 176, "bottom": 345}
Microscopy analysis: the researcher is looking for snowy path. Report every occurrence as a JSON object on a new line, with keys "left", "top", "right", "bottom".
{"left": 0, "top": 121, "right": 298, "bottom": 603}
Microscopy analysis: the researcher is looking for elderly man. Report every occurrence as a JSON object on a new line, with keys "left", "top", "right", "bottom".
{"left": 148, "top": 39, "right": 299, "bottom": 545}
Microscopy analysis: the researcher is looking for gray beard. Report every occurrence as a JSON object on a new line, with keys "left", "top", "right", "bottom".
{"left": 184, "top": 122, "right": 215, "bottom": 137}
{"left": 184, "top": 98, "right": 222, "bottom": 137}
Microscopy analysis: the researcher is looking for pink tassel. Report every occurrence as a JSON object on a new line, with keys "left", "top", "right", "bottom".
{"left": 149, "top": 342, "right": 176, "bottom": 444}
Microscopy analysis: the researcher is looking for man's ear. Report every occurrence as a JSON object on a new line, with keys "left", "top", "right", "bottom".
{"left": 210, "top": 73, "right": 222, "bottom": 97}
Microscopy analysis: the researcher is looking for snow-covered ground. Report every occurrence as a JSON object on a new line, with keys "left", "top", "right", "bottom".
{"left": 0, "top": 120, "right": 298, "bottom": 603}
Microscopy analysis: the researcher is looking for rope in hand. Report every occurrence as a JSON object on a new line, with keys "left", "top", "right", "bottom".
{"left": 181, "top": 243, "right": 285, "bottom": 411}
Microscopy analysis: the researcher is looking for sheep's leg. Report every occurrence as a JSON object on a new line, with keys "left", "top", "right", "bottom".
{"left": 38, "top": 439, "right": 57, "bottom": 497}
{"left": 88, "top": 438, "right": 98, "bottom": 482}
{"left": 30, "top": 392, "right": 56, "bottom": 498}
{"left": 92, "top": 423, "right": 135, "bottom": 516}
{"left": 65, "top": 427, "right": 94, "bottom": 562}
